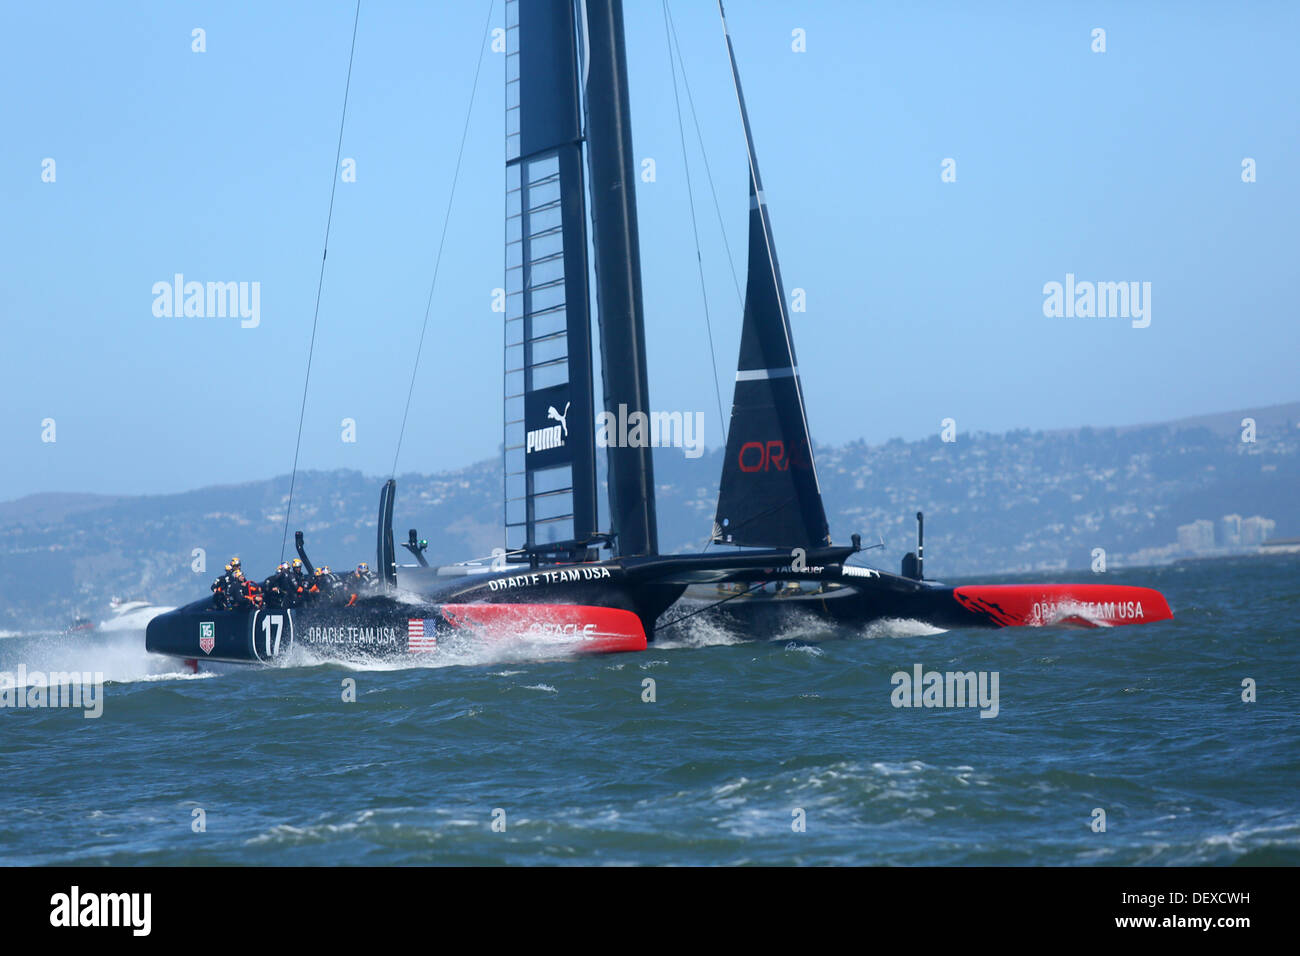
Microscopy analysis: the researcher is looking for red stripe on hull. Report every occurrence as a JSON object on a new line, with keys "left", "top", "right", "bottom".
{"left": 440, "top": 604, "right": 647, "bottom": 653}
{"left": 952, "top": 584, "right": 1173, "bottom": 628}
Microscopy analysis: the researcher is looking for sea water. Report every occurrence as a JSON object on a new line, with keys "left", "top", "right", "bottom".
{"left": 0, "top": 555, "right": 1296, "bottom": 865}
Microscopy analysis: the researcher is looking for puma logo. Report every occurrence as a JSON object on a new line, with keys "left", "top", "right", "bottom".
{"left": 548, "top": 402, "right": 570, "bottom": 437}
{"left": 527, "top": 402, "right": 569, "bottom": 455}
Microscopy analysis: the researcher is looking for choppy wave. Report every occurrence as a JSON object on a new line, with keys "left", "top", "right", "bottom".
{"left": 3, "top": 555, "right": 1297, "bottom": 865}
{"left": 859, "top": 617, "right": 948, "bottom": 639}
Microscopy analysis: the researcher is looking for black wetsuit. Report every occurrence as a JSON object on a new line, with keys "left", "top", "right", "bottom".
{"left": 286, "top": 571, "right": 307, "bottom": 604}
{"left": 228, "top": 576, "right": 258, "bottom": 608}
{"left": 307, "top": 572, "right": 335, "bottom": 603}
{"left": 262, "top": 569, "right": 300, "bottom": 608}
{"left": 211, "top": 572, "right": 239, "bottom": 610}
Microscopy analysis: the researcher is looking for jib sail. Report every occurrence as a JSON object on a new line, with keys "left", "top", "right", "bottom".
{"left": 503, "top": 0, "right": 599, "bottom": 554}
{"left": 712, "top": 2, "right": 830, "bottom": 549}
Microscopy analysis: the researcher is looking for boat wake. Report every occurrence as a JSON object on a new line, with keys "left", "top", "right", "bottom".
{"left": 97, "top": 604, "right": 175, "bottom": 633}
{"left": 2, "top": 623, "right": 585, "bottom": 682}
{"left": 2, "top": 605, "right": 955, "bottom": 685}
{"left": 653, "top": 616, "right": 749, "bottom": 650}
{"left": 858, "top": 617, "right": 949, "bottom": 639}
{"left": 0, "top": 627, "right": 197, "bottom": 684}
{"left": 655, "top": 613, "right": 947, "bottom": 650}
{"left": 272, "top": 628, "right": 619, "bottom": 673}
{"left": 1034, "top": 600, "right": 1117, "bottom": 629}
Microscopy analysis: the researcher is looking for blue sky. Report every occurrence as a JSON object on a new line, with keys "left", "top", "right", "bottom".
{"left": 1, "top": 0, "right": 1297, "bottom": 502}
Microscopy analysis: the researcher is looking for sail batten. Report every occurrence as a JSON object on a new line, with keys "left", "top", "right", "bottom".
{"left": 712, "top": 1, "right": 830, "bottom": 550}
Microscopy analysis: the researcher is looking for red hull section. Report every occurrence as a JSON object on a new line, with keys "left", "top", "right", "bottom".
{"left": 952, "top": 584, "right": 1173, "bottom": 628}
{"left": 440, "top": 603, "right": 647, "bottom": 653}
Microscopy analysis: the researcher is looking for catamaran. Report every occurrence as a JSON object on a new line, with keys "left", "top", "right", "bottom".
{"left": 146, "top": 0, "right": 1172, "bottom": 667}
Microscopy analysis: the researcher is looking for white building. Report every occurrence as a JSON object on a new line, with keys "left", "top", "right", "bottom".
{"left": 1241, "top": 516, "right": 1277, "bottom": 546}
{"left": 1177, "top": 519, "right": 1215, "bottom": 553}
{"left": 1218, "top": 514, "right": 1242, "bottom": 548}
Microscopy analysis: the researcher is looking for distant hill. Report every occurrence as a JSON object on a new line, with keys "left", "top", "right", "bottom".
{"left": 2, "top": 403, "right": 1297, "bottom": 629}
{"left": 0, "top": 493, "right": 125, "bottom": 528}
{"left": 1105, "top": 401, "right": 1300, "bottom": 439}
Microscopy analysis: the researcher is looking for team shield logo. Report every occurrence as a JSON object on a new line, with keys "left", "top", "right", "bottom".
{"left": 199, "top": 621, "right": 215, "bottom": 655}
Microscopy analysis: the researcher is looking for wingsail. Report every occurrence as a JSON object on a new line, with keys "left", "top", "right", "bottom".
{"left": 502, "top": 0, "right": 599, "bottom": 554}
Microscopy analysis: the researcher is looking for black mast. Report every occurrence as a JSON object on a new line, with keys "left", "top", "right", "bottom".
{"left": 581, "top": 0, "right": 659, "bottom": 557}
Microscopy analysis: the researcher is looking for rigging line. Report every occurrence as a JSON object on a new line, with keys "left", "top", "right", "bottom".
{"left": 390, "top": 0, "right": 497, "bottom": 479}
{"left": 710, "top": 493, "right": 801, "bottom": 544}
{"left": 666, "top": 0, "right": 738, "bottom": 556}
{"left": 662, "top": 0, "right": 726, "bottom": 448}
{"left": 665, "top": 2, "right": 743, "bottom": 309}
{"left": 656, "top": 580, "right": 767, "bottom": 633}
{"left": 280, "top": 0, "right": 363, "bottom": 563}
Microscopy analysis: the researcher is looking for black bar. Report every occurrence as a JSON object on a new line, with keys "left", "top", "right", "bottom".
{"left": 3, "top": 866, "right": 1280, "bottom": 942}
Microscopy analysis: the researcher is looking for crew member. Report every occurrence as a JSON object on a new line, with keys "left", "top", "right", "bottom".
{"left": 229, "top": 568, "right": 260, "bottom": 608}
{"left": 262, "top": 563, "right": 298, "bottom": 608}
{"left": 314, "top": 565, "right": 343, "bottom": 601}
{"left": 242, "top": 570, "right": 264, "bottom": 608}
{"left": 336, "top": 562, "right": 373, "bottom": 606}
{"left": 211, "top": 565, "right": 229, "bottom": 601}
{"left": 289, "top": 558, "right": 317, "bottom": 600}
{"left": 352, "top": 562, "right": 377, "bottom": 591}
{"left": 211, "top": 563, "right": 237, "bottom": 609}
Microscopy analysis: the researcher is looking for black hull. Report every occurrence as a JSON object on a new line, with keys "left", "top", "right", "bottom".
{"left": 144, "top": 567, "right": 667, "bottom": 665}
{"left": 667, "top": 580, "right": 1002, "bottom": 633}
{"left": 668, "top": 572, "right": 1173, "bottom": 633}
{"left": 147, "top": 597, "right": 437, "bottom": 664}
{"left": 146, "top": 545, "right": 1173, "bottom": 666}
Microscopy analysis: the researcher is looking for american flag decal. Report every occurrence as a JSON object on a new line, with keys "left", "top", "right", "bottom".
{"left": 407, "top": 619, "right": 437, "bottom": 653}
